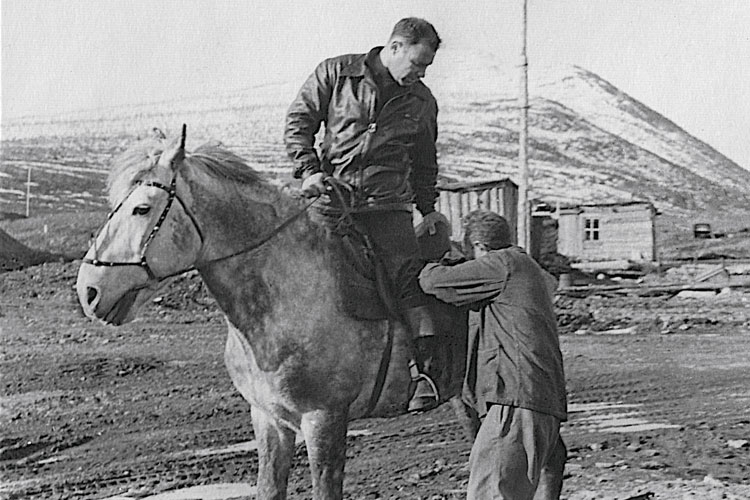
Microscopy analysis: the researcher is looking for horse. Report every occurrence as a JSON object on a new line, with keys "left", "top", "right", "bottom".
{"left": 76, "top": 128, "right": 478, "bottom": 500}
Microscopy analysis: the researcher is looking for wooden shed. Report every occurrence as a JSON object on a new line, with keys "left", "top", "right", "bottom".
{"left": 433, "top": 178, "right": 518, "bottom": 243}
{"left": 557, "top": 201, "right": 657, "bottom": 262}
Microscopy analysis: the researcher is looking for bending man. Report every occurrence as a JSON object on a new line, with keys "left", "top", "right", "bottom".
{"left": 419, "top": 210, "right": 568, "bottom": 499}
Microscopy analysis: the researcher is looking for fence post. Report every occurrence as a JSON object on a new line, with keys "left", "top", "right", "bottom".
{"left": 25, "top": 166, "right": 32, "bottom": 217}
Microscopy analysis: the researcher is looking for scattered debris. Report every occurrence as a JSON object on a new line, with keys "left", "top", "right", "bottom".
{"left": 727, "top": 439, "right": 749, "bottom": 449}
{"left": 624, "top": 493, "right": 654, "bottom": 500}
{"left": 590, "top": 326, "right": 637, "bottom": 335}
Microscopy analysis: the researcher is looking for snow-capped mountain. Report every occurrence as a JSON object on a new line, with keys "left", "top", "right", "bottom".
{"left": 2, "top": 56, "right": 748, "bottom": 215}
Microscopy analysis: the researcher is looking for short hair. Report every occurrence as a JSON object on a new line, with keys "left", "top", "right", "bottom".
{"left": 463, "top": 210, "right": 513, "bottom": 250}
{"left": 389, "top": 17, "right": 441, "bottom": 52}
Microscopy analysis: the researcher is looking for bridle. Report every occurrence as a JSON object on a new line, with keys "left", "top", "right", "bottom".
{"left": 83, "top": 158, "right": 318, "bottom": 285}
{"left": 82, "top": 171, "right": 205, "bottom": 283}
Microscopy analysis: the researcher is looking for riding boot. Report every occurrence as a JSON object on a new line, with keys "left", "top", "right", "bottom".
{"left": 403, "top": 305, "right": 440, "bottom": 412}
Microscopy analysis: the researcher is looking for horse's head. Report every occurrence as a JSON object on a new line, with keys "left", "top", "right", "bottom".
{"left": 77, "top": 126, "right": 204, "bottom": 325}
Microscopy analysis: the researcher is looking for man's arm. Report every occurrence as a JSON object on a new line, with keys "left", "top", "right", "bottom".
{"left": 284, "top": 60, "right": 334, "bottom": 179}
{"left": 419, "top": 256, "right": 509, "bottom": 308}
{"left": 409, "top": 99, "right": 439, "bottom": 216}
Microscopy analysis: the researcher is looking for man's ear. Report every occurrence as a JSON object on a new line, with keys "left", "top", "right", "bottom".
{"left": 389, "top": 39, "right": 403, "bottom": 54}
{"left": 474, "top": 242, "right": 489, "bottom": 252}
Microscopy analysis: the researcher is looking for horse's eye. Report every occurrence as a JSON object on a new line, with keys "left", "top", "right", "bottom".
{"left": 133, "top": 205, "right": 151, "bottom": 216}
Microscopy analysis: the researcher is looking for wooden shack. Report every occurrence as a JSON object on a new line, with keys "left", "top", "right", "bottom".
{"left": 557, "top": 201, "right": 657, "bottom": 262}
{"left": 433, "top": 179, "right": 518, "bottom": 243}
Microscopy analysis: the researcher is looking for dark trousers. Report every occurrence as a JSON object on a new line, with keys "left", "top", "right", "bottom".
{"left": 349, "top": 210, "right": 430, "bottom": 310}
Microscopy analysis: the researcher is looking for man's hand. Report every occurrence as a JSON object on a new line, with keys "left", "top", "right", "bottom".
{"left": 300, "top": 172, "right": 327, "bottom": 198}
{"left": 421, "top": 211, "right": 449, "bottom": 235}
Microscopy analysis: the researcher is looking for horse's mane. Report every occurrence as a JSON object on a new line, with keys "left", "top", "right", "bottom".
{"left": 107, "top": 137, "right": 266, "bottom": 207}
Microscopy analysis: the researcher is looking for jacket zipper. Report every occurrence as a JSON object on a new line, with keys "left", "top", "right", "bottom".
{"left": 360, "top": 87, "right": 410, "bottom": 163}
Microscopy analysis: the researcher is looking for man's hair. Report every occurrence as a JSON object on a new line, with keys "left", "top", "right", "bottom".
{"left": 389, "top": 17, "right": 441, "bottom": 52}
{"left": 463, "top": 210, "right": 513, "bottom": 250}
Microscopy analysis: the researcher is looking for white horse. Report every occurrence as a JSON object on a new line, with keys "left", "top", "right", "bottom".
{"left": 76, "top": 128, "right": 475, "bottom": 499}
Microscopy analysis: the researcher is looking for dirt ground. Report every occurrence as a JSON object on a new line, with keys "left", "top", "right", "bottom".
{"left": 2, "top": 261, "right": 750, "bottom": 500}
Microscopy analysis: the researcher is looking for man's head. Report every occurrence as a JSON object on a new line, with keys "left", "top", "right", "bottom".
{"left": 380, "top": 18, "right": 441, "bottom": 86}
{"left": 462, "top": 210, "right": 513, "bottom": 259}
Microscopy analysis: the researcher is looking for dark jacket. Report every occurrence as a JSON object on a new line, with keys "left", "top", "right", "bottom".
{"left": 284, "top": 47, "right": 438, "bottom": 215}
{"left": 419, "top": 247, "right": 568, "bottom": 421}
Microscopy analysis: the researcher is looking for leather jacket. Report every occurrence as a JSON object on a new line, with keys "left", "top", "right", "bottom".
{"left": 284, "top": 47, "right": 438, "bottom": 215}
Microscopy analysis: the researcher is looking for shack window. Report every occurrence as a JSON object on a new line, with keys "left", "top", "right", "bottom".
{"left": 584, "top": 218, "right": 600, "bottom": 241}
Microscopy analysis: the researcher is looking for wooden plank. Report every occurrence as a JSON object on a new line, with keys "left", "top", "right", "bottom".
{"left": 556, "top": 278, "right": 750, "bottom": 297}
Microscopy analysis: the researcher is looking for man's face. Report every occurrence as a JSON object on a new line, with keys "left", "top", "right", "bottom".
{"left": 386, "top": 40, "right": 436, "bottom": 86}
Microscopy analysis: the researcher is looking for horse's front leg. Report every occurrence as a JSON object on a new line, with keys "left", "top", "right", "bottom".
{"left": 251, "top": 405, "right": 296, "bottom": 500}
{"left": 300, "top": 408, "right": 349, "bottom": 500}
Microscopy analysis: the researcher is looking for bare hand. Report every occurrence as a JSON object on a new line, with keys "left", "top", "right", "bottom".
{"left": 300, "top": 172, "right": 327, "bottom": 198}
{"left": 421, "top": 211, "right": 449, "bottom": 235}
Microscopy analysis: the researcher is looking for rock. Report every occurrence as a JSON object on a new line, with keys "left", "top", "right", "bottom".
{"left": 640, "top": 460, "right": 665, "bottom": 470}
{"left": 623, "top": 493, "right": 654, "bottom": 500}
{"left": 727, "top": 439, "right": 749, "bottom": 449}
{"left": 702, "top": 475, "right": 724, "bottom": 486}
{"left": 675, "top": 290, "right": 718, "bottom": 299}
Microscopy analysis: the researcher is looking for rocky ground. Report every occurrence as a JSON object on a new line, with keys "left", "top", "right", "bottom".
{"left": 1, "top": 260, "right": 750, "bottom": 500}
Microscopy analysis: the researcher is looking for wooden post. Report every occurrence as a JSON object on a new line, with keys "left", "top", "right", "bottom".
{"left": 26, "top": 166, "right": 32, "bottom": 218}
{"left": 517, "top": 0, "right": 530, "bottom": 249}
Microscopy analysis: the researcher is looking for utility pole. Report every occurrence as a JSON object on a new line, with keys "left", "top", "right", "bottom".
{"left": 517, "top": 0, "right": 530, "bottom": 248}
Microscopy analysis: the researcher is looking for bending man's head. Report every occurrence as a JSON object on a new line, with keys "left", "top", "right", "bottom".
{"left": 381, "top": 18, "right": 441, "bottom": 86}
{"left": 462, "top": 210, "right": 513, "bottom": 258}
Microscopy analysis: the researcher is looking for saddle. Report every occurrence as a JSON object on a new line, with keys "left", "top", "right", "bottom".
{"left": 332, "top": 217, "right": 395, "bottom": 320}
{"left": 334, "top": 212, "right": 455, "bottom": 321}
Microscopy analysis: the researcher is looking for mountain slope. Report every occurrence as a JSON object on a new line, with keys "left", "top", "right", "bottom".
{"left": 2, "top": 59, "right": 749, "bottom": 216}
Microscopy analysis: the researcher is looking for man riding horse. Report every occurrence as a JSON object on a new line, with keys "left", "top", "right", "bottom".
{"left": 284, "top": 17, "right": 448, "bottom": 412}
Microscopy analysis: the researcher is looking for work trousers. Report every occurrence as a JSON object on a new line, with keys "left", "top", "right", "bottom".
{"left": 467, "top": 404, "right": 566, "bottom": 500}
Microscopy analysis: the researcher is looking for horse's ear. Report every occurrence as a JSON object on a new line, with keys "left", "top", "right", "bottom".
{"left": 158, "top": 124, "right": 187, "bottom": 171}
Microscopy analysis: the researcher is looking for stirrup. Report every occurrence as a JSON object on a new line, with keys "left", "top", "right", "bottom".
{"left": 408, "top": 361, "right": 440, "bottom": 412}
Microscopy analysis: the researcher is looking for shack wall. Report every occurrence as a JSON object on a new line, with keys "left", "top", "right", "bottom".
{"left": 558, "top": 203, "right": 656, "bottom": 262}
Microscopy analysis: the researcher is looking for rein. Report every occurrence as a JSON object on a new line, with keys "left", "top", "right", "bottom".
{"left": 203, "top": 195, "right": 319, "bottom": 266}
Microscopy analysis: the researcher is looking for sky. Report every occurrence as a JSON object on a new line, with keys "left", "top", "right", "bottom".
{"left": 2, "top": 0, "right": 749, "bottom": 168}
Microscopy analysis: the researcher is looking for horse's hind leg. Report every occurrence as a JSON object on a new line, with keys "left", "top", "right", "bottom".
{"left": 251, "top": 405, "right": 296, "bottom": 500}
{"left": 301, "top": 408, "right": 348, "bottom": 500}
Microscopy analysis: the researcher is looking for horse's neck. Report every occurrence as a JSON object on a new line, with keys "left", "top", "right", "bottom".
{"left": 197, "top": 193, "right": 334, "bottom": 334}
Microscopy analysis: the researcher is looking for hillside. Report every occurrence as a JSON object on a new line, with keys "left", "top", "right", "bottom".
{"left": 2, "top": 58, "right": 750, "bottom": 219}
{"left": 0, "top": 228, "right": 58, "bottom": 271}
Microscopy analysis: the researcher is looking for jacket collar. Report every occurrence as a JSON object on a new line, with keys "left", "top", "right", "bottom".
{"left": 340, "top": 46, "right": 432, "bottom": 100}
